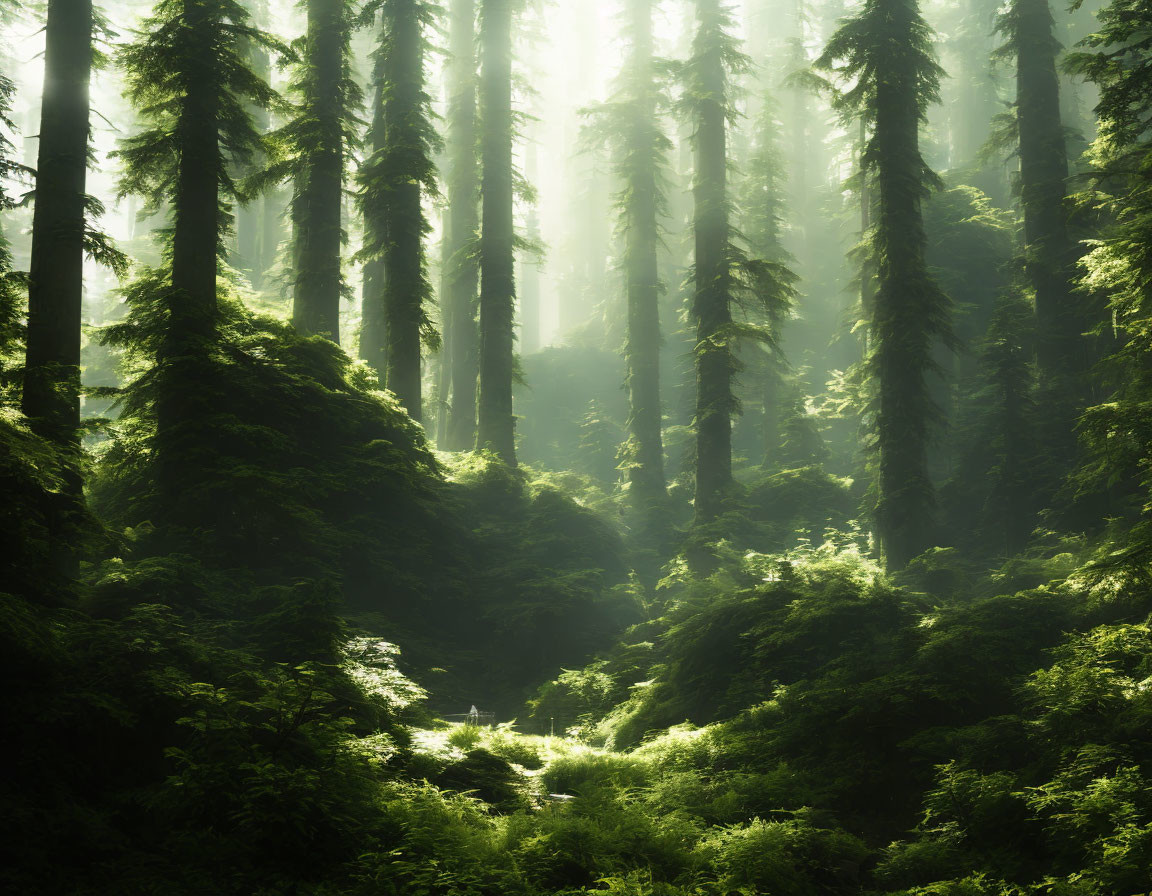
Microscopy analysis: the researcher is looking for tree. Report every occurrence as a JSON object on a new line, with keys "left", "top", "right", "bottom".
{"left": 20, "top": 0, "right": 94, "bottom": 574}
{"left": 599, "top": 0, "right": 671, "bottom": 504}
{"left": 998, "top": 0, "right": 1086, "bottom": 380}
{"left": 360, "top": 9, "right": 388, "bottom": 386}
{"left": 1064, "top": 0, "right": 1152, "bottom": 567}
{"left": 116, "top": 0, "right": 280, "bottom": 502}
{"left": 287, "top": 0, "right": 358, "bottom": 343}
{"left": 819, "top": 0, "right": 949, "bottom": 569}
{"left": 475, "top": 0, "right": 517, "bottom": 464}
{"left": 358, "top": 0, "right": 440, "bottom": 422}
{"left": 235, "top": 0, "right": 275, "bottom": 289}
{"left": 683, "top": 0, "right": 745, "bottom": 522}
{"left": 0, "top": 7, "right": 20, "bottom": 377}
{"left": 739, "top": 92, "right": 794, "bottom": 469}
{"left": 439, "top": 0, "right": 481, "bottom": 450}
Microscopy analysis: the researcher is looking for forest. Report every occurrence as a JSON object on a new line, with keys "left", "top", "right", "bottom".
{"left": 2, "top": 0, "right": 1152, "bottom": 892}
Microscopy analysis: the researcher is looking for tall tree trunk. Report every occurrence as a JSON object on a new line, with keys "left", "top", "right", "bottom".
{"left": 476, "top": 0, "right": 517, "bottom": 464}
{"left": 1014, "top": 0, "right": 1081, "bottom": 376}
{"left": 442, "top": 0, "right": 480, "bottom": 450}
{"left": 361, "top": 66, "right": 387, "bottom": 382}
{"left": 691, "top": 0, "right": 734, "bottom": 522}
{"left": 22, "top": 0, "right": 93, "bottom": 575}
{"left": 160, "top": 1, "right": 222, "bottom": 503}
{"left": 622, "top": 0, "right": 665, "bottom": 501}
{"left": 870, "top": 0, "right": 941, "bottom": 569}
{"left": 292, "top": 0, "right": 345, "bottom": 343}
{"left": 381, "top": 0, "right": 431, "bottom": 422}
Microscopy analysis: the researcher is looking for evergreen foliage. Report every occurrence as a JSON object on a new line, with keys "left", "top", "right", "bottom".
{"left": 681, "top": 0, "right": 745, "bottom": 523}
{"left": 357, "top": 0, "right": 441, "bottom": 421}
{"left": 737, "top": 91, "right": 797, "bottom": 470}
{"left": 282, "top": 0, "right": 360, "bottom": 343}
{"left": 818, "top": 0, "right": 950, "bottom": 570}
{"left": 115, "top": 0, "right": 284, "bottom": 509}
{"left": 1066, "top": 0, "right": 1152, "bottom": 575}
{"left": 7, "top": 0, "right": 1152, "bottom": 893}
{"left": 596, "top": 0, "right": 671, "bottom": 508}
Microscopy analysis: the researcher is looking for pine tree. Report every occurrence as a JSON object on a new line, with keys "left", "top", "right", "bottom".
{"left": 0, "top": 22, "right": 20, "bottom": 379}
{"left": 951, "top": 0, "right": 1005, "bottom": 198}
{"left": 20, "top": 0, "right": 94, "bottom": 573}
{"left": 358, "top": 0, "right": 440, "bottom": 422}
{"left": 360, "top": 10, "right": 388, "bottom": 386}
{"left": 740, "top": 92, "right": 794, "bottom": 469}
{"left": 682, "top": 0, "right": 745, "bottom": 522}
{"left": 599, "top": 0, "right": 671, "bottom": 503}
{"left": 819, "top": 0, "right": 949, "bottom": 569}
{"left": 475, "top": 0, "right": 517, "bottom": 464}
{"left": 440, "top": 0, "right": 481, "bottom": 450}
{"left": 286, "top": 0, "right": 358, "bottom": 343}
{"left": 116, "top": 0, "right": 281, "bottom": 502}
{"left": 998, "top": 0, "right": 1085, "bottom": 379}
{"left": 235, "top": 0, "right": 274, "bottom": 288}
{"left": 1065, "top": 0, "right": 1152, "bottom": 567}
{"left": 981, "top": 293, "right": 1038, "bottom": 555}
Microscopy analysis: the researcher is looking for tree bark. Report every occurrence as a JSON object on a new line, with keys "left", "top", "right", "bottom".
{"left": 1015, "top": 0, "right": 1080, "bottom": 375}
{"left": 442, "top": 0, "right": 480, "bottom": 450}
{"left": 476, "top": 0, "right": 517, "bottom": 464}
{"left": 382, "top": 0, "right": 428, "bottom": 421}
{"left": 22, "top": 0, "right": 93, "bottom": 575}
{"left": 292, "top": 0, "right": 345, "bottom": 343}
{"left": 623, "top": 0, "right": 665, "bottom": 501}
{"left": 692, "top": 0, "right": 734, "bottom": 522}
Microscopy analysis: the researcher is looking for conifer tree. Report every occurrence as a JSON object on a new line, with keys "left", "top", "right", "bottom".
{"left": 1065, "top": 0, "right": 1152, "bottom": 556}
{"left": 476, "top": 0, "right": 517, "bottom": 464}
{"left": 116, "top": 0, "right": 280, "bottom": 500}
{"left": 952, "top": 0, "right": 1004, "bottom": 195}
{"left": 683, "top": 0, "right": 745, "bottom": 521}
{"left": 440, "top": 0, "right": 481, "bottom": 450}
{"left": 819, "top": 0, "right": 949, "bottom": 569}
{"left": 740, "top": 93, "right": 794, "bottom": 469}
{"left": 0, "top": 33, "right": 19, "bottom": 379}
{"left": 20, "top": 0, "right": 94, "bottom": 572}
{"left": 235, "top": 0, "right": 273, "bottom": 287}
{"left": 286, "top": 0, "right": 358, "bottom": 343}
{"left": 599, "top": 0, "right": 671, "bottom": 503}
{"left": 358, "top": 0, "right": 440, "bottom": 422}
{"left": 998, "top": 0, "right": 1084, "bottom": 378}
{"left": 23, "top": 0, "right": 91, "bottom": 444}
{"left": 980, "top": 293, "right": 1038, "bottom": 555}
{"left": 360, "top": 10, "right": 388, "bottom": 385}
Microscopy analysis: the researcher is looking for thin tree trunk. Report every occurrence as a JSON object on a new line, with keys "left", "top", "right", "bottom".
{"left": 238, "top": 33, "right": 271, "bottom": 286}
{"left": 361, "top": 66, "right": 387, "bottom": 382}
{"left": 520, "top": 136, "right": 541, "bottom": 356}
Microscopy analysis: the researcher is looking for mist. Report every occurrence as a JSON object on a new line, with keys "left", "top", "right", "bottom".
{"left": 4, "top": 0, "right": 1151, "bottom": 893}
